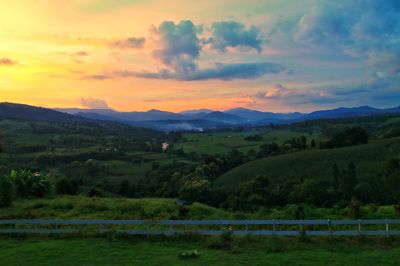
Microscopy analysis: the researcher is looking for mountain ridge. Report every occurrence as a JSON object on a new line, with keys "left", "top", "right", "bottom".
{"left": 2, "top": 102, "right": 399, "bottom": 132}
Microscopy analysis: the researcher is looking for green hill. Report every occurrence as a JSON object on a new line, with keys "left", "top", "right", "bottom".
{"left": 215, "top": 137, "right": 400, "bottom": 189}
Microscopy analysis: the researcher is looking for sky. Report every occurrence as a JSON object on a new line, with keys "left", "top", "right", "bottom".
{"left": 0, "top": 0, "right": 399, "bottom": 112}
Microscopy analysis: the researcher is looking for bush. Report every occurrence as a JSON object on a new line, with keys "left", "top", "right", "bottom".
{"left": 10, "top": 169, "right": 52, "bottom": 198}
{"left": 178, "top": 250, "right": 199, "bottom": 259}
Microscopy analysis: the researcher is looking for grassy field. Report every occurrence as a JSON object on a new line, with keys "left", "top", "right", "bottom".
{"left": 1, "top": 236, "right": 400, "bottom": 266}
{"left": 216, "top": 136, "right": 400, "bottom": 188}
{"left": 175, "top": 130, "right": 311, "bottom": 155}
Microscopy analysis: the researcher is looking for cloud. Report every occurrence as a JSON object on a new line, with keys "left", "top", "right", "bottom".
{"left": 209, "top": 21, "right": 263, "bottom": 52}
{"left": 84, "top": 74, "right": 112, "bottom": 80}
{"left": 86, "top": 20, "right": 286, "bottom": 81}
{"left": 111, "top": 37, "right": 145, "bottom": 49}
{"left": 152, "top": 20, "right": 201, "bottom": 74}
{"left": 114, "top": 62, "right": 285, "bottom": 81}
{"left": 80, "top": 98, "right": 110, "bottom": 109}
{"left": 74, "top": 51, "right": 89, "bottom": 56}
{"left": 0, "top": 57, "right": 18, "bottom": 66}
{"left": 291, "top": 0, "right": 400, "bottom": 77}
{"left": 251, "top": 84, "right": 339, "bottom": 105}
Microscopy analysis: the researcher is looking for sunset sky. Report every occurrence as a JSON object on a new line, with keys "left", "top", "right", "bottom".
{"left": 1, "top": 0, "right": 399, "bottom": 112}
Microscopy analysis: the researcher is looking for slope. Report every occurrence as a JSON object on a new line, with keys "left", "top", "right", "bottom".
{"left": 215, "top": 137, "right": 400, "bottom": 189}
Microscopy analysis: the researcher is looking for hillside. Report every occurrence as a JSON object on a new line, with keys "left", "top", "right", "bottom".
{"left": 215, "top": 137, "right": 400, "bottom": 189}
{"left": 0, "top": 102, "right": 87, "bottom": 122}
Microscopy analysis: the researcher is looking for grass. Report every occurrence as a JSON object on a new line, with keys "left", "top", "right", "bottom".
{"left": 216, "top": 137, "right": 400, "bottom": 188}
{"left": 0, "top": 236, "right": 400, "bottom": 265}
{"left": 0, "top": 196, "right": 399, "bottom": 220}
{"left": 0, "top": 196, "right": 233, "bottom": 220}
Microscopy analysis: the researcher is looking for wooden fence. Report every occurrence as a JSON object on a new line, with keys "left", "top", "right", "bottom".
{"left": 0, "top": 219, "right": 400, "bottom": 236}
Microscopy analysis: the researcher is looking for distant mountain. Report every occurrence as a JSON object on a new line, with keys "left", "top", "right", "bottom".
{"left": 226, "top": 107, "right": 304, "bottom": 121}
{"left": 56, "top": 108, "right": 185, "bottom": 121}
{"left": 179, "top": 109, "right": 213, "bottom": 115}
{"left": 53, "top": 104, "right": 400, "bottom": 132}
{"left": 195, "top": 111, "right": 247, "bottom": 124}
{"left": 0, "top": 102, "right": 87, "bottom": 122}
{"left": 225, "top": 108, "right": 268, "bottom": 120}
{"left": 303, "top": 106, "right": 381, "bottom": 120}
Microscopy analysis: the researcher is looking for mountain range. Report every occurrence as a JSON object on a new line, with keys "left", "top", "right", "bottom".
{"left": 53, "top": 104, "right": 400, "bottom": 131}
{"left": 0, "top": 102, "right": 399, "bottom": 132}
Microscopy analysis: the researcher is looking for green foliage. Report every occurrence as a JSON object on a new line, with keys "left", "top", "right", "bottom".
{"left": 320, "top": 126, "right": 369, "bottom": 149}
{"left": 10, "top": 169, "right": 51, "bottom": 198}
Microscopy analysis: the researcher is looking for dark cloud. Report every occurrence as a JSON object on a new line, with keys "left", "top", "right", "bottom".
{"left": 114, "top": 62, "right": 285, "bottom": 81}
{"left": 111, "top": 37, "right": 145, "bottom": 49}
{"left": 152, "top": 20, "right": 201, "bottom": 74}
{"left": 80, "top": 98, "right": 110, "bottom": 109}
{"left": 209, "top": 21, "right": 262, "bottom": 52}
{"left": 0, "top": 58, "right": 18, "bottom": 66}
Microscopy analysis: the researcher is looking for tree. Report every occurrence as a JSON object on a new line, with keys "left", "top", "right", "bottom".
{"left": 56, "top": 178, "right": 77, "bottom": 195}
{"left": 321, "top": 127, "right": 369, "bottom": 148}
{"left": 300, "top": 136, "right": 307, "bottom": 149}
{"left": 0, "top": 175, "right": 14, "bottom": 207}
{"left": 257, "top": 143, "right": 280, "bottom": 157}
{"left": 310, "top": 139, "right": 316, "bottom": 148}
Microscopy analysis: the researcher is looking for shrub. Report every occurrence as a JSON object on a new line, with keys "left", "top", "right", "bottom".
{"left": 178, "top": 250, "right": 199, "bottom": 259}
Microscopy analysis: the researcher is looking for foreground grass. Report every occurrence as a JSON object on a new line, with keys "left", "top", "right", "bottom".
{"left": 1, "top": 236, "right": 400, "bottom": 266}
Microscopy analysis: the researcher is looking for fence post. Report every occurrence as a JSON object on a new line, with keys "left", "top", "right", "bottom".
{"left": 385, "top": 219, "right": 390, "bottom": 238}
{"left": 53, "top": 223, "right": 58, "bottom": 233}
{"left": 273, "top": 219, "right": 276, "bottom": 235}
{"left": 299, "top": 220, "right": 305, "bottom": 236}
{"left": 358, "top": 219, "right": 361, "bottom": 235}
{"left": 328, "top": 219, "right": 332, "bottom": 236}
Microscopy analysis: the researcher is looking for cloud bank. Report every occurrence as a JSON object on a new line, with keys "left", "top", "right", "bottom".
{"left": 115, "top": 62, "right": 285, "bottom": 81}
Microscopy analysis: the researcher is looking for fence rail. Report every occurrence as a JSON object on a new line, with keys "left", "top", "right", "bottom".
{"left": 0, "top": 219, "right": 399, "bottom": 236}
